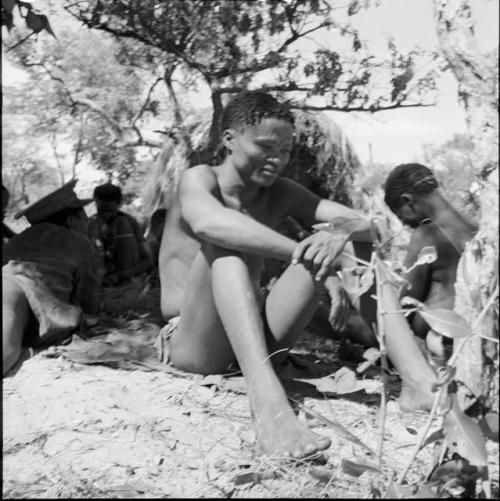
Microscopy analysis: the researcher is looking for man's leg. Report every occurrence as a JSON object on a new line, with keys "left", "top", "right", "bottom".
{"left": 168, "top": 243, "right": 330, "bottom": 458}
{"left": 3, "top": 277, "right": 30, "bottom": 376}
{"left": 264, "top": 241, "right": 374, "bottom": 356}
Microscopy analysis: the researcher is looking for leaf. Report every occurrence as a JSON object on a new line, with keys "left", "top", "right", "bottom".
{"left": 419, "top": 308, "right": 472, "bottom": 339}
{"left": 413, "top": 484, "right": 439, "bottom": 498}
{"left": 417, "top": 246, "right": 438, "bottom": 264}
{"left": 232, "top": 472, "right": 259, "bottom": 486}
{"left": 422, "top": 427, "right": 444, "bottom": 448}
{"left": 385, "top": 267, "right": 410, "bottom": 291}
{"left": 2, "top": 0, "right": 16, "bottom": 13}
{"left": 479, "top": 412, "right": 499, "bottom": 442}
{"left": 347, "top": 0, "right": 361, "bottom": 16}
{"left": 386, "top": 482, "right": 415, "bottom": 498}
{"left": 304, "top": 367, "right": 382, "bottom": 395}
{"left": 25, "top": 10, "right": 45, "bottom": 32}
{"left": 341, "top": 459, "right": 382, "bottom": 477}
{"left": 402, "top": 245, "right": 438, "bottom": 273}
{"left": 41, "top": 14, "right": 56, "bottom": 38}
{"left": 305, "top": 367, "right": 358, "bottom": 394}
{"left": 386, "top": 481, "right": 437, "bottom": 498}
{"left": 309, "top": 465, "right": 335, "bottom": 483}
{"left": 362, "top": 347, "right": 381, "bottom": 361}
{"left": 337, "top": 265, "right": 374, "bottom": 299}
{"left": 356, "top": 347, "right": 381, "bottom": 373}
{"left": 429, "top": 458, "right": 481, "bottom": 483}
{"left": 199, "top": 374, "right": 223, "bottom": 388}
{"left": 443, "top": 394, "right": 488, "bottom": 467}
{"left": 400, "top": 296, "right": 425, "bottom": 309}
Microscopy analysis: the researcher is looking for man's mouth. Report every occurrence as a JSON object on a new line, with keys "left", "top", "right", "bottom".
{"left": 261, "top": 166, "right": 277, "bottom": 175}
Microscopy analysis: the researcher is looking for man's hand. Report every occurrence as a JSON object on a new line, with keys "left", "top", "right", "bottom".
{"left": 292, "top": 231, "right": 349, "bottom": 282}
{"left": 324, "top": 276, "right": 351, "bottom": 332}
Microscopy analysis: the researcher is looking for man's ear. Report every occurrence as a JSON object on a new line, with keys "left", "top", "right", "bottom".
{"left": 400, "top": 193, "right": 413, "bottom": 205}
{"left": 221, "top": 128, "right": 235, "bottom": 152}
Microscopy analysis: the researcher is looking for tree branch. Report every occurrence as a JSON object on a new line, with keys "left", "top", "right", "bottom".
{"left": 131, "top": 76, "right": 163, "bottom": 142}
{"left": 295, "top": 102, "right": 436, "bottom": 112}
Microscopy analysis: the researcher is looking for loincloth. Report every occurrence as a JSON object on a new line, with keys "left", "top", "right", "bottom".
{"left": 154, "top": 316, "right": 241, "bottom": 374}
{"left": 3, "top": 260, "right": 83, "bottom": 347}
{"left": 154, "top": 316, "right": 180, "bottom": 364}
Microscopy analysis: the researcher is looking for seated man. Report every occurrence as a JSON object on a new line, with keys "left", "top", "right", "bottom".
{"left": 158, "top": 90, "right": 418, "bottom": 460}
{"left": 3, "top": 179, "right": 102, "bottom": 376}
{"left": 89, "top": 183, "right": 152, "bottom": 287}
{"left": 261, "top": 216, "right": 376, "bottom": 348}
{"left": 384, "top": 163, "right": 478, "bottom": 362}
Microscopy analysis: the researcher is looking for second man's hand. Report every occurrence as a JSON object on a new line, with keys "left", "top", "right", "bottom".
{"left": 291, "top": 231, "right": 349, "bottom": 282}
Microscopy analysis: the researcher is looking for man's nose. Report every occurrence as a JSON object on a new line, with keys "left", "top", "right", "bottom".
{"left": 267, "top": 152, "right": 287, "bottom": 168}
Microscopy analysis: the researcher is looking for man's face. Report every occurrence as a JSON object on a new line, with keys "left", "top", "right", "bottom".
{"left": 95, "top": 199, "right": 120, "bottom": 222}
{"left": 226, "top": 117, "right": 294, "bottom": 187}
{"left": 395, "top": 195, "right": 426, "bottom": 228}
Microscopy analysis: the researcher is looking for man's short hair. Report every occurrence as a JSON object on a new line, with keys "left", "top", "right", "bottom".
{"left": 384, "top": 163, "right": 438, "bottom": 213}
{"left": 221, "top": 90, "right": 295, "bottom": 132}
{"left": 94, "top": 183, "right": 122, "bottom": 203}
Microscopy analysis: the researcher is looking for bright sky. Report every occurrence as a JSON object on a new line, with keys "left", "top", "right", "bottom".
{"left": 326, "top": 0, "right": 498, "bottom": 164}
{"left": 2, "top": 0, "right": 498, "bottom": 167}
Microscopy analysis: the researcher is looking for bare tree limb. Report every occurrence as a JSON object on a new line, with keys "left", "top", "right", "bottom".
{"left": 296, "top": 102, "right": 436, "bottom": 112}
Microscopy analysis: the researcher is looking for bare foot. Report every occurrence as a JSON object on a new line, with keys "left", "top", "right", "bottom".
{"left": 251, "top": 389, "right": 331, "bottom": 459}
{"left": 398, "top": 379, "right": 435, "bottom": 412}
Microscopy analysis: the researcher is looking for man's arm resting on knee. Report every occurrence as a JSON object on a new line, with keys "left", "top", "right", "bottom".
{"left": 180, "top": 167, "right": 297, "bottom": 261}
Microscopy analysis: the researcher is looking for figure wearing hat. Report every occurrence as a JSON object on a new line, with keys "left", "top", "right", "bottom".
{"left": 3, "top": 179, "right": 102, "bottom": 376}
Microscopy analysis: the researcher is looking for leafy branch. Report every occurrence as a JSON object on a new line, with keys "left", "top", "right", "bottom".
{"left": 318, "top": 215, "right": 497, "bottom": 497}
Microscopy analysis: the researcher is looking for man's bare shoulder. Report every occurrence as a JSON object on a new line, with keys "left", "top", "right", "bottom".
{"left": 408, "top": 224, "right": 435, "bottom": 249}
{"left": 182, "top": 164, "right": 216, "bottom": 181}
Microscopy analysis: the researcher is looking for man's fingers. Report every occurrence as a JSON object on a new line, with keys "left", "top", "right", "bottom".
{"left": 292, "top": 240, "right": 308, "bottom": 265}
{"left": 315, "top": 257, "right": 333, "bottom": 282}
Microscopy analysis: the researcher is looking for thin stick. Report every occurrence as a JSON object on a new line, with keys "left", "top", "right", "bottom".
{"left": 370, "top": 219, "right": 388, "bottom": 467}
{"left": 249, "top": 347, "right": 289, "bottom": 389}
{"left": 341, "top": 251, "right": 371, "bottom": 266}
{"left": 396, "top": 386, "right": 444, "bottom": 485}
{"left": 5, "top": 31, "right": 36, "bottom": 52}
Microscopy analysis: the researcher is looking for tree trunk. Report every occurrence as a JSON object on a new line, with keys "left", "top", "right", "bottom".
{"left": 434, "top": 0, "right": 498, "bottom": 412}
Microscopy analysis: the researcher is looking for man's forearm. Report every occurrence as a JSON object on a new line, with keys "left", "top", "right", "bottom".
{"left": 191, "top": 207, "right": 297, "bottom": 262}
{"left": 315, "top": 199, "right": 373, "bottom": 243}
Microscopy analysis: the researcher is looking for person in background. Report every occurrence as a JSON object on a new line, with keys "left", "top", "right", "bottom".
{"left": 384, "top": 163, "right": 478, "bottom": 363}
{"left": 89, "top": 183, "right": 152, "bottom": 287}
{"left": 2, "top": 185, "right": 16, "bottom": 245}
{"left": 3, "top": 179, "right": 102, "bottom": 376}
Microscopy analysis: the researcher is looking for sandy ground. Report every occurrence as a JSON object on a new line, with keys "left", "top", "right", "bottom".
{"left": 3, "top": 287, "right": 499, "bottom": 498}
